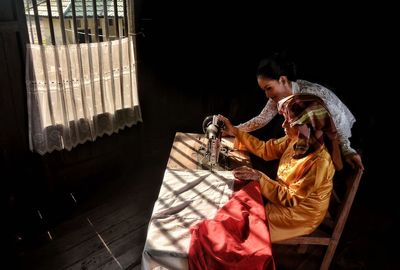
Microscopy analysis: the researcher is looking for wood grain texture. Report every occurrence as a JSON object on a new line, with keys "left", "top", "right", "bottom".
{"left": 167, "top": 132, "right": 251, "bottom": 171}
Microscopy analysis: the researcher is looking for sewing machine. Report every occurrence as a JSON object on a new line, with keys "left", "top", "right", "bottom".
{"left": 200, "top": 115, "right": 227, "bottom": 170}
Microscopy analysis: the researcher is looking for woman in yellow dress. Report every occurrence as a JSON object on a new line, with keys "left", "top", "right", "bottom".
{"left": 218, "top": 94, "right": 343, "bottom": 242}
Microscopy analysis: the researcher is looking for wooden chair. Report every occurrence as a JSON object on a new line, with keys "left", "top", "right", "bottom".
{"left": 274, "top": 166, "right": 363, "bottom": 270}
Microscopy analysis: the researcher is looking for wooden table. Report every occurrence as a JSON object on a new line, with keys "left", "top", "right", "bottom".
{"left": 166, "top": 132, "right": 251, "bottom": 171}
{"left": 141, "top": 132, "right": 251, "bottom": 270}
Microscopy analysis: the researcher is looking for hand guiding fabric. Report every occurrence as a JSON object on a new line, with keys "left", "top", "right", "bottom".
{"left": 233, "top": 166, "right": 262, "bottom": 181}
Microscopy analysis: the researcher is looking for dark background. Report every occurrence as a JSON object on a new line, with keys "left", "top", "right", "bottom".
{"left": 136, "top": 0, "right": 392, "bottom": 191}
{"left": 134, "top": 2, "right": 397, "bottom": 267}
{"left": 1, "top": 0, "right": 397, "bottom": 269}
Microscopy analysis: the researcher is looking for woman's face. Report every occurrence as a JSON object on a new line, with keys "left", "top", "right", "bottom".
{"left": 257, "top": 76, "right": 292, "bottom": 103}
{"left": 282, "top": 118, "right": 297, "bottom": 138}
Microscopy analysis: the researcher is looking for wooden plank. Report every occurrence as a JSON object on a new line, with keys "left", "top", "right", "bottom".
{"left": 320, "top": 168, "right": 363, "bottom": 270}
{"left": 21, "top": 199, "right": 150, "bottom": 270}
{"left": 0, "top": 32, "right": 29, "bottom": 153}
{"left": 166, "top": 132, "right": 205, "bottom": 170}
{"left": 103, "top": 0, "right": 110, "bottom": 40}
{"left": 56, "top": 0, "right": 67, "bottom": 44}
{"left": 0, "top": 21, "right": 19, "bottom": 32}
{"left": 19, "top": 170, "right": 162, "bottom": 268}
{"left": 82, "top": 0, "right": 90, "bottom": 43}
{"left": 45, "top": 0, "right": 55, "bottom": 44}
{"left": 276, "top": 236, "right": 330, "bottom": 245}
{"left": 92, "top": 0, "right": 99, "bottom": 42}
{"left": 113, "top": 0, "right": 120, "bottom": 37}
{"left": 0, "top": 34, "right": 14, "bottom": 148}
{"left": 15, "top": 0, "right": 29, "bottom": 46}
{"left": 0, "top": 0, "right": 14, "bottom": 21}
{"left": 66, "top": 224, "right": 147, "bottom": 270}
{"left": 31, "top": 0, "right": 43, "bottom": 44}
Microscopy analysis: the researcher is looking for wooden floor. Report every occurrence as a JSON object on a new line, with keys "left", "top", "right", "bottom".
{"left": 16, "top": 161, "right": 164, "bottom": 270}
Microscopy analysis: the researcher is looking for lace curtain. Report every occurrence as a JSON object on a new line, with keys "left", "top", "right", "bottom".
{"left": 26, "top": 37, "right": 142, "bottom": 155}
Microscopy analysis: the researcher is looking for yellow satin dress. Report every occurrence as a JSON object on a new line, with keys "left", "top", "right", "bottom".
{"left": 236, "top": 131, "right": 335, "bottom": 242}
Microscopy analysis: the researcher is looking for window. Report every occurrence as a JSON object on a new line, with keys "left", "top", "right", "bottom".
{"left": 23, "top": 0, "right": 141, "bottom": 154}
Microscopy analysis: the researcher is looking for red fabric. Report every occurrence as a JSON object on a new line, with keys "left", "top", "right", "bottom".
{"left": 188, "top": 181, "right": 275, "bottom": 270}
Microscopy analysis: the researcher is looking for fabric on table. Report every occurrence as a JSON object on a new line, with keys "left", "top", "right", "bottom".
{"left": 141, "top": 169, "right": 235, "bottom": 270}
{"left": 188, "top": 181, "right": 275, "bottom": 270}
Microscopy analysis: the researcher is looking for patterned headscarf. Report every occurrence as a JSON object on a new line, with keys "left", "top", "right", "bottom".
{"left": 278, "top": 94, "right": 343, "bottom": 170}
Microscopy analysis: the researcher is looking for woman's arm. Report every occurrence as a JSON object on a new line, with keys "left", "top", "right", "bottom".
{"left": 218, "top": 114, "right": 290, "bottom": 161}
{"left": 236, "top": 130, "right": 290, "bottom": 161}
{"left": 235, "top": 99, "right": 278, "bottom": 132}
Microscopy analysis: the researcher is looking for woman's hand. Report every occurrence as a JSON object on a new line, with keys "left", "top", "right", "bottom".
{"left": 345, "top": 153, "right": 364, "bottom": 171}
{"left": 233, "top": 166, "right": 262, "bottom": 181}
{"left": 218, "top": 115, "right": 239, "bottom": 137}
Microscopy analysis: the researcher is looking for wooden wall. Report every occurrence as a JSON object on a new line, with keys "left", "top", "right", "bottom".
{"left": 1, "top": 0, "right": 35, "bottom": 260}
{"left": 0, "top": 1, "right": 30, "bottom": 169}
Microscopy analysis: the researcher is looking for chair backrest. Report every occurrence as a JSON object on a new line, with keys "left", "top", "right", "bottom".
{"left": 274, "top": 166, "right": 363, "bottom": 270}
{"left": 329, "top": 166, "right": 363, "bottom": 242}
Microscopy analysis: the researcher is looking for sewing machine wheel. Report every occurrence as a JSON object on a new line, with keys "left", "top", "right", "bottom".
{"left": 202, "top": 116, "right": 214, "bottom": 134}
{"left": 202, "top": 115, "right": 225, "bottom": 134}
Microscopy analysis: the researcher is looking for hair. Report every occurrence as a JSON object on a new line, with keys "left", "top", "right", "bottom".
{"left": 256, "top": 52, "right": 297, "bottom": 81}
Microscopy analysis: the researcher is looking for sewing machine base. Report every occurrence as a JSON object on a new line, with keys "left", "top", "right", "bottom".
{"left": 198, "top": 146, "right": 242, "bottom": 171}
